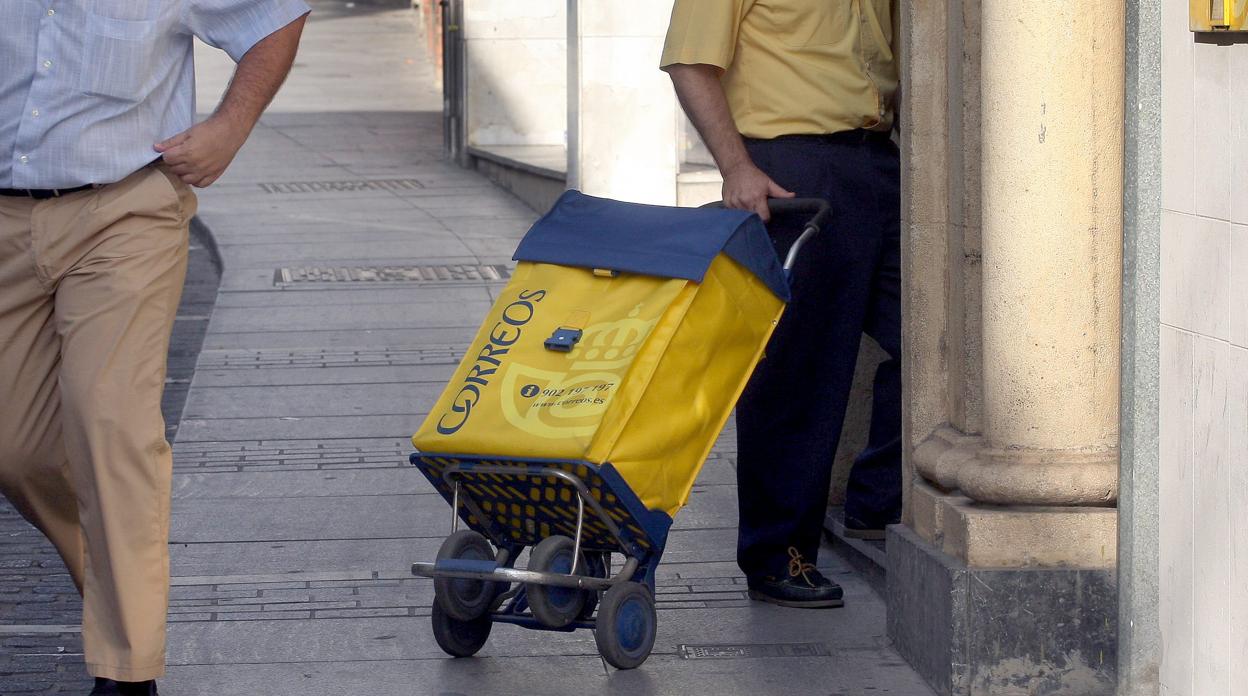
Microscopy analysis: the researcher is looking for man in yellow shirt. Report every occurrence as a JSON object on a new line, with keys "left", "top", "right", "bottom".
{"left": 662, "top": 0, "right": 901, "bottom": 608}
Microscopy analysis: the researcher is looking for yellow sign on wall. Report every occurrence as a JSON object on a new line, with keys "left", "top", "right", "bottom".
{"left": 1191, "top": 0, "right": 1248, "bottom": 31}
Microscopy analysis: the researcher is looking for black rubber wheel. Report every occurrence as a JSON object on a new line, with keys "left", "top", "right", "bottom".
{"left": 526, "top": 535, "right": 588, "bottom": 628}
{"left": 594, "top": 581, "right": 657, "bottom": 670}
{"left": 431, "top": 602, "right": 491, "bottom": 657}
{"left": 577, "top": 552, "right": 608, "bottom": 620}
{"left": 434, "top": 530, "right": 499, "bottom": 621}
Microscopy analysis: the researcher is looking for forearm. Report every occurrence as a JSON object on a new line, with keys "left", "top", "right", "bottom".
{"left": 155, "top": 14, "right": 307, "bottom": 187}
{"left": 664, "top": 62, "right": 792, "bottom": 218}
{"left": 214, "top": 14, "right": 308, "bottom": 133}
{"left": 665, "top": 63, "right": 753, "bottom": 175}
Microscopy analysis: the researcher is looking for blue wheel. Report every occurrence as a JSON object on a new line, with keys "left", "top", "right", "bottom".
{"left": 434, "top": 530, "right": 500, "bottom": 621}
{"left": 527, "top": 536, "right": 590, "bottom": 628}
{"left": 595, "top": 581, "right": 656, "bottom": 669}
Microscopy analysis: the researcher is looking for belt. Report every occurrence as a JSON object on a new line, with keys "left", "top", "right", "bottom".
{"left": 0, "top": 184, "right": 97, "bottom": 200}
{"left": 760, "top": 129, "right": 894, "bottom": 145}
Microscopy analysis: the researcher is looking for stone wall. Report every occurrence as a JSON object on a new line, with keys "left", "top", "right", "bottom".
{"left": 1157, "top": 0, "right": 1248, "bottom": 692}
{"left": 462, "top": 1, "right": 566, "bottom": 148}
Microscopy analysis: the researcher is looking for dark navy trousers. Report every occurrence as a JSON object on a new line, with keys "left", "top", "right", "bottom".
{"left": 736, "top": 131, "right": 902, "bottom": 580}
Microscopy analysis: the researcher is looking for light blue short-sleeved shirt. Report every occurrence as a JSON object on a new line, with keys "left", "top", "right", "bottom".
{"left": 0, "top": 0, "right": 310, "bottom": 189}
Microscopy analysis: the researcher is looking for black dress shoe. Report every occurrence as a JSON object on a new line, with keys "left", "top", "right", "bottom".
{"left": 746, "top": 547, "right": 845, "bottom": 608}
{"left": 116, "top": 681, "right": 158, "bottom": 696}
{"left": 89, "top": 679, "right": 157, "bottom": 696}
{"left": 842, "top": 514, "right": 899, "bottom": 541}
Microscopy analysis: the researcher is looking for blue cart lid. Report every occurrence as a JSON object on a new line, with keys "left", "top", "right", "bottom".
{"left": 512, "top": 190, "right": 790, "bottom": 301}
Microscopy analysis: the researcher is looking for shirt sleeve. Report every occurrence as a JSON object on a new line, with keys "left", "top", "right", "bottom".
{"left": 660, "top": 0, "right": 754, "bottom": 71}
{"left": 183, "top": 0, "right": 311, "bottom": 63}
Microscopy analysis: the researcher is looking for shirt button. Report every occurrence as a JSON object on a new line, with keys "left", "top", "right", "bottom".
{"left": 19, "top": 155, "right": 30, "bottom": 164}
{"left": 42, "top": 60, "right": 52, "bottom": 69}
{"left": 31, "top": 109, "right": 39, "bottom": 117}
{"left": 47, "top": 8, "right": 55, "bottom": 16}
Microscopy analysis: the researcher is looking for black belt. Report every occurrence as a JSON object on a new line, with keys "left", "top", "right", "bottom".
{"left": 755, "top": 129, "right": 894, "bottom": 145}
{"left": 0, "top": 184, "right": 97, "bottom": 200}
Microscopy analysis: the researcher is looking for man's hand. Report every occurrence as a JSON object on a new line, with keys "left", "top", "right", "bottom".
{"left": 665, "top": 63, "right": 793, "bottom": 221}
{"left": 722, "top": 161, "right": 794, "bottom": 221}
{"left": 153, "top": 13, "right": 307, "bottom": 188}
{"left": 154, "top": 115, "right": 249, "bottom": 188}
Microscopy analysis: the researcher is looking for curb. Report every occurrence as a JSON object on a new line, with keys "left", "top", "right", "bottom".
{"left": 189, "top": 215, "right": 223, "bottom": 274}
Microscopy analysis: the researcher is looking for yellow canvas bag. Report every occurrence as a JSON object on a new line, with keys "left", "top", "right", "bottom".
{"left": 413, "top": 191, "right": 791, "bottom": 517}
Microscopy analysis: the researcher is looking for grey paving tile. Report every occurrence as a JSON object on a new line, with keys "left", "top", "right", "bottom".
{"left": 171, "top": 468, "right": 421, "bottom": 500}
{"left": 170, "top": 494, "right": 432, "bottom": 543}
{"left": 165, "top": 615, "right": 593, "bottom": 665}
{"left": 171, "top": 539, "right": 437, "bottom": 578}
{"left": 191, "top": 364, "right": 456, "bottom": 388}
{"left": 213, "top": 286, "right": 494, "bottom": 309}
{"left": 175, "top": 414, "right": 421, "bottom": 444}
{"left": 213, "top": 241, "right": 478, "bottom": 265}
{"left": 206, "top": 300, "right": 489, "bottom": 334}
{"left": 166, "top": 656, "right": 609, "bottom": 696}
{"left": 201, "top": 327, "right": 478, "bottom": 351}
{"left": 182, "top": 382, "right": 439, "bottom": 420}
{"left": 168, "top": 652, "right": 935, "bottom": 696}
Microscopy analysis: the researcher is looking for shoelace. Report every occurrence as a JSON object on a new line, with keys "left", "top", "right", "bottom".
{"left": 787, "top": 546, "right": 817, "bottom": 586}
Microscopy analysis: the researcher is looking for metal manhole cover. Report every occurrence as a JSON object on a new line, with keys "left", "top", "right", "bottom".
{"left": 258, "top": 179, "right": 424, "bottom": 193}
{"left": 677, "top": 643, "right": 832, "bottom": 660}
{"left": 274, "top": 264, "right": 510, "bottom": 285}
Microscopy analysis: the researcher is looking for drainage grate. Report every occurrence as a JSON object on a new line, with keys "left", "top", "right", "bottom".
{"left": 274, "top": 264, "right": 510, "bottom": 285}
{"left": 258, "top": 179, "right": 424, "bottom": 194}
{"left": 678, "top": 643, "right": 832, "bottom": 660}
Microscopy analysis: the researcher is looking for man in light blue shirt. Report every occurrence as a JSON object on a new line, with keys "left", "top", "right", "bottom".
{"left": 0, "top": 3, "right": 308, "bottom": 694}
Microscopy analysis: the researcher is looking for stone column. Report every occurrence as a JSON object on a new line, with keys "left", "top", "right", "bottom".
{"left": 567, "top": 0, "right": 679, "bottom": 205}
{"left": 887, "top": 0, "right": 1126, "bottom": 691}
{"left": 956, "top": 0, "right": 1125, "bottom": 507}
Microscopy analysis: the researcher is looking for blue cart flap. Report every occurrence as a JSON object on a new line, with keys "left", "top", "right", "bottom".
{"left": 513, "top": 190, "right": 789, "bottom": 301}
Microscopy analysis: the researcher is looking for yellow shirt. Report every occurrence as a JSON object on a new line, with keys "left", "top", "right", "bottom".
{"left": 660, "top": 0, "right": 898, "bottom": 139}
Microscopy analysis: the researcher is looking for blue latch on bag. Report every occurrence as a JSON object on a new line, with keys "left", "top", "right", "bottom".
{"left": 545, "top": 327, "right": 583, "bottom": 352}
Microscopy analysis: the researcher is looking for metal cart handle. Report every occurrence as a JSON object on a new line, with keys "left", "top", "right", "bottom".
{"left": 701, "top": 198, "right": 833, "bottom": 272}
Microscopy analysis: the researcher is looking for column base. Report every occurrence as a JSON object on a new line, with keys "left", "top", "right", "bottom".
{"left": 886, "top": 524, "right": 1117, "bottom": 696}
{"left": 910, "top": 479, "right": 1118, "bottom": 567}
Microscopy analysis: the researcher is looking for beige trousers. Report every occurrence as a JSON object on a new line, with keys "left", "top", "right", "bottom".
{"left": 0, "top": 163, "right": 195, "bottom": 681}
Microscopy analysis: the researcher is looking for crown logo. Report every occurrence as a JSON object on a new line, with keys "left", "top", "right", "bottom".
{"left": 568, "top": 304, "right": 656, "bottom": 371}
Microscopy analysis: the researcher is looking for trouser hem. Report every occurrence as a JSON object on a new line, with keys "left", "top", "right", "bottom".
{"left": 87, "top": 661, "right": 165, "bottom": 682}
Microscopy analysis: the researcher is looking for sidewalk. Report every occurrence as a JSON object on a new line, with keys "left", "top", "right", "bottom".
{"left": 4, "top": 3, "right": 935, "bottom": 694}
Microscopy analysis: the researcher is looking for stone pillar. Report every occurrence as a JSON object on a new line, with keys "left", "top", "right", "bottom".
{"left": 567, "top": 0, "right": 679, "bottom": 205}
{"left": 887, "top": 0, "right": 1126, "bottom": 692}
{"left": 957, "top": 0, "right": 1123, "bottom": 508}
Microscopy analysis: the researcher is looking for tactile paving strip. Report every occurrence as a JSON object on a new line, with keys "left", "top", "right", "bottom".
{"left": 273, "top": 264, "right": 509, "bottom": 285}
{"left": 678, "top": 643, "right": 832, "bottom": 660}
{"left": 258, "top": 179, "right": 424, "bottom": 193}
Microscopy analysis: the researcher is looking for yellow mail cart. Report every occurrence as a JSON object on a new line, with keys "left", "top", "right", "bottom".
{"left": 409, "top": 191, "right": 830, "bottom": 669}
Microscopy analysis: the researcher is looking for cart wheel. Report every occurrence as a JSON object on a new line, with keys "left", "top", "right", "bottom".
{"left": 431, "top": 602, "right": 491, "bottom": 657}
{"left": 577, "top": 552, "right": 608, "bottom": 620}
{"left": 595, "top": 581, "right": 656, "bottom": 670}
{"left": 527, "top": 535, "right": 588, "bottom": 628}
{"left": 434, "top": 530, "right": 500, "bottom": 621}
